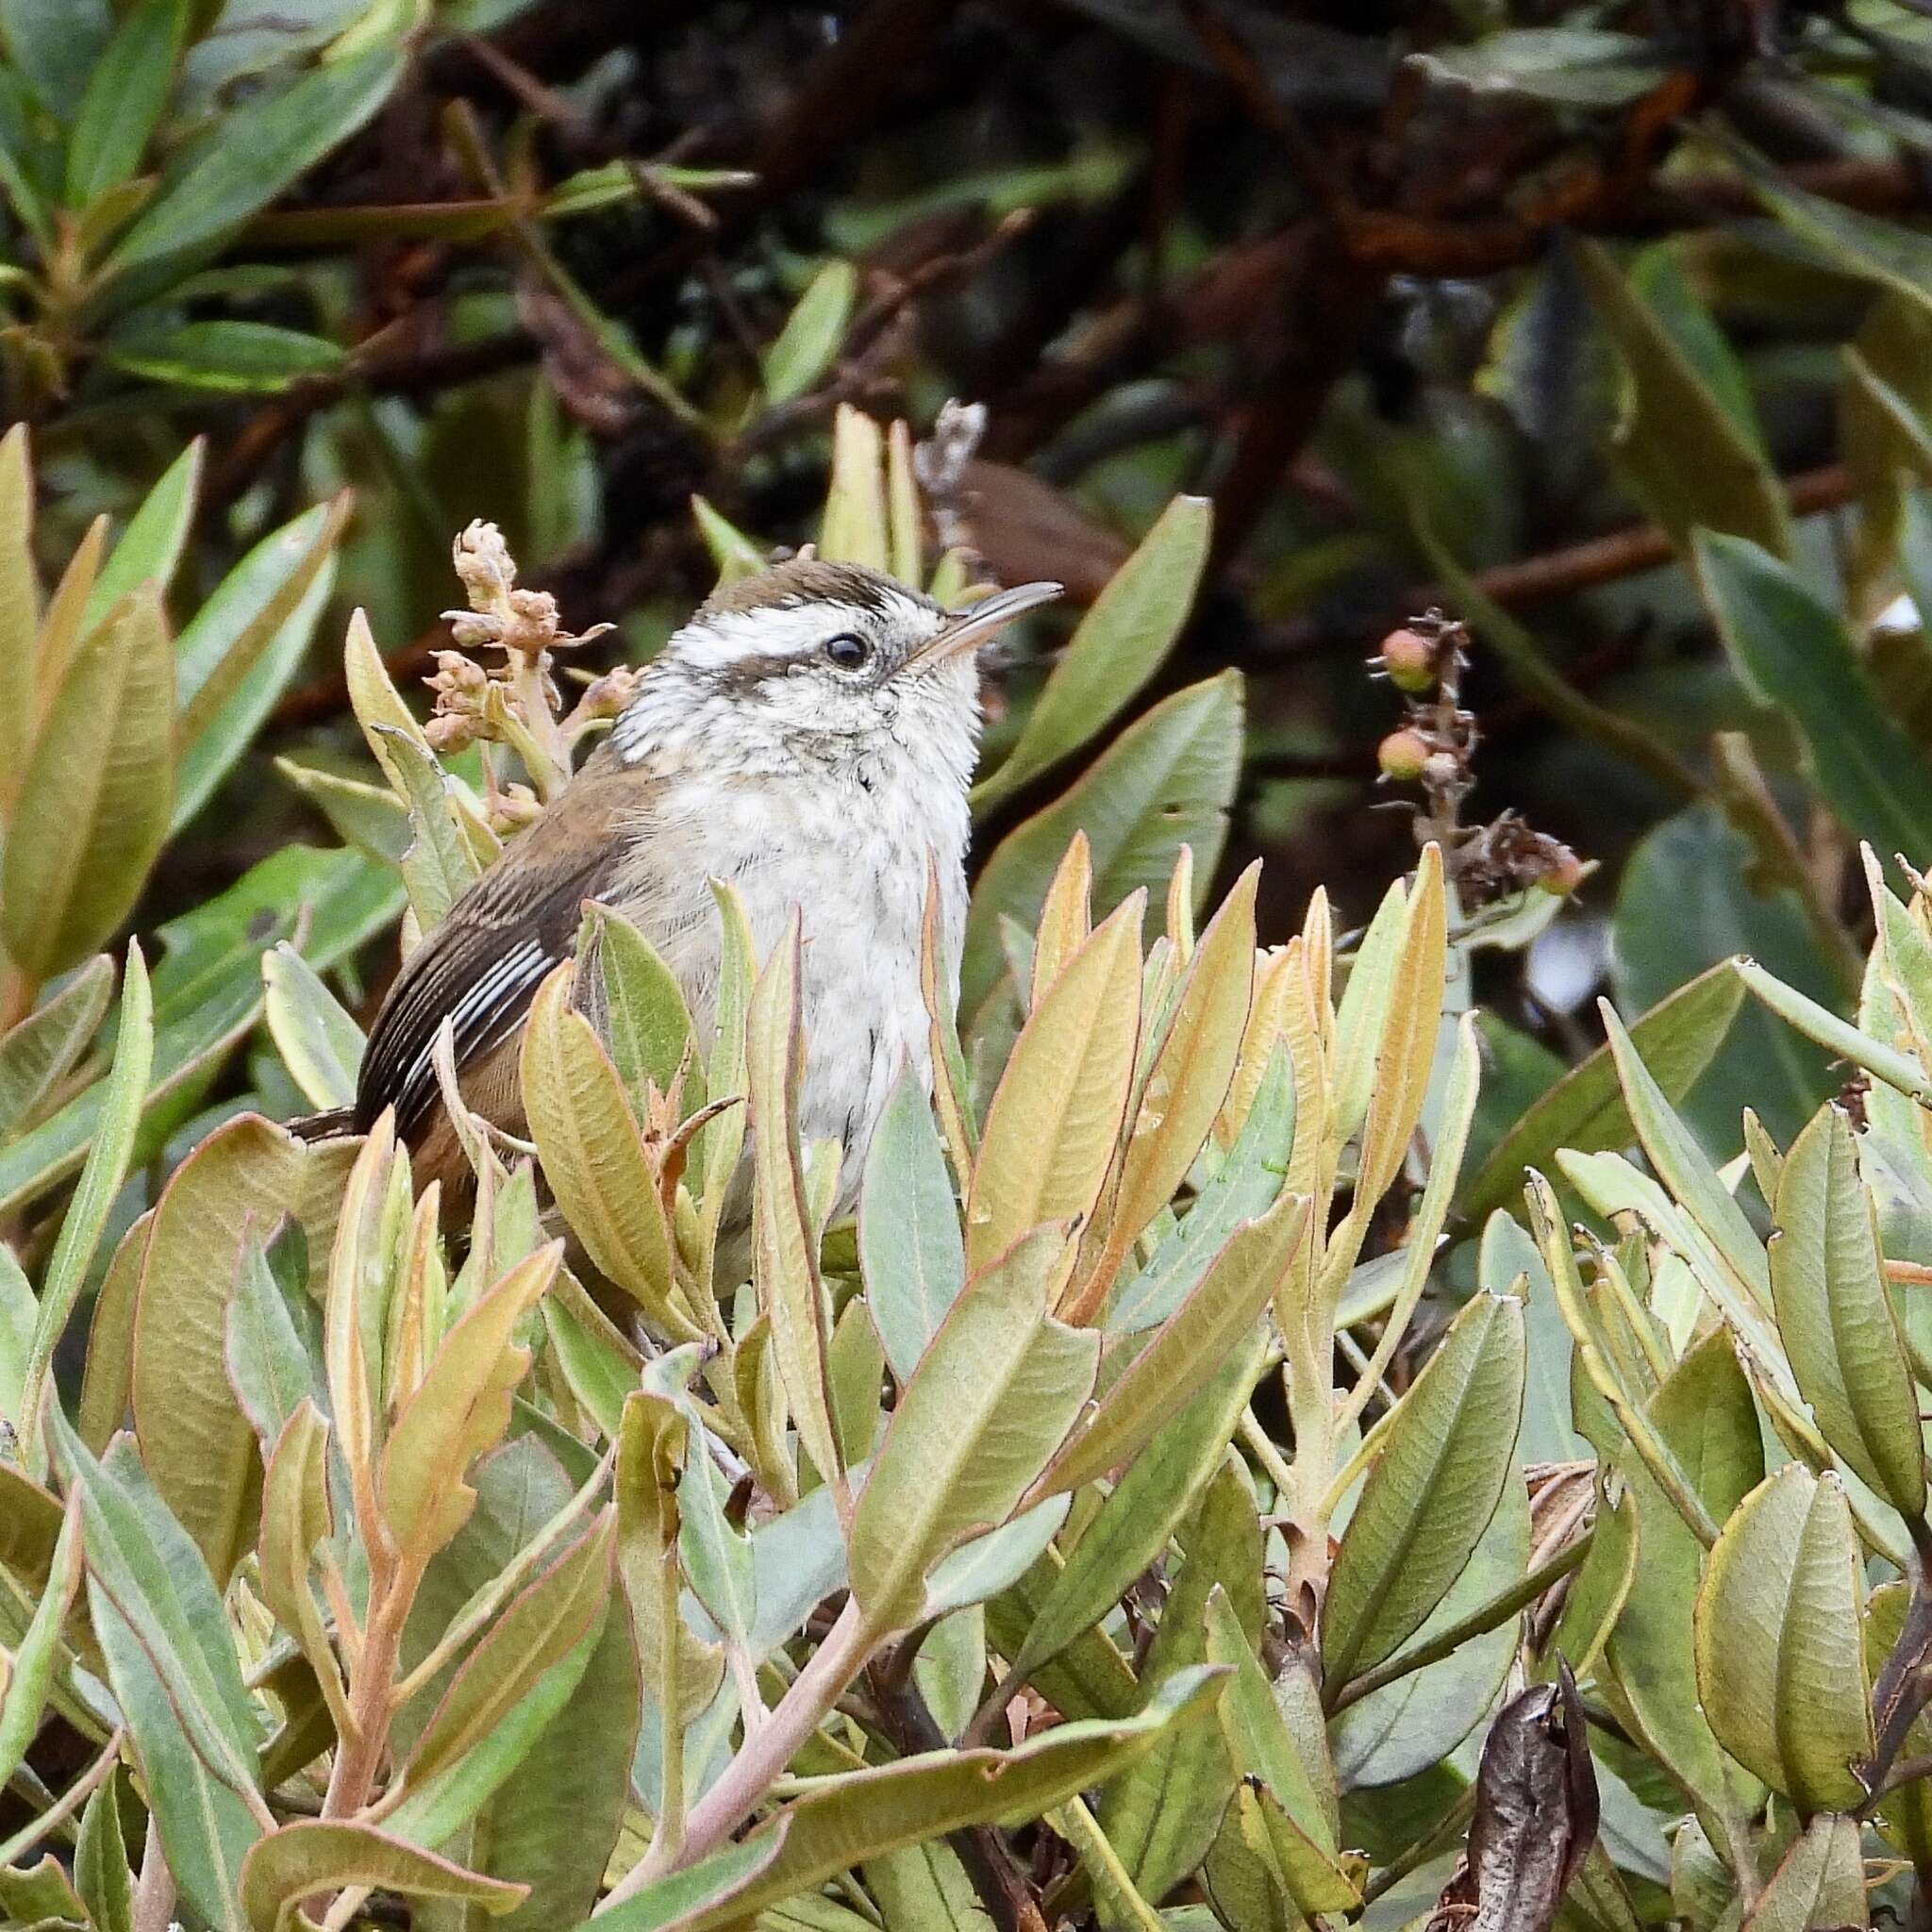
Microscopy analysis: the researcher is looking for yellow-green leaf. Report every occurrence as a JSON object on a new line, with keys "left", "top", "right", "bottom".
{"left": 129, "top": 1113, "right": 308, "bottom": 1579}
{"left": 747, "top": 917, "right": 842, "bottom": 1492}
{"left": 2, "top": 586, "right": 174, "bottom": 982}
{"left": 1107, "top": 859, "right": 1258, "bottom": 1250}
{"left": 239, "top": 1821, "right": 525, "bottom": 1932}
{"left": 0, "top": 424, "right": 38, "bottom": 817}
{"left": 521, "top": 964, "right": 690, "bottom": 1337}
{"left": 381, "top": 1242, "right": 560, "bottom": 1560}
{"left": 966, "top": 893, "right": 1142, "bottom": 1276}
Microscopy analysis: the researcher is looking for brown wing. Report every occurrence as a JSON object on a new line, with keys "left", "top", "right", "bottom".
{"left": 355, "top": 762, "right": 656, "bottom": 1141}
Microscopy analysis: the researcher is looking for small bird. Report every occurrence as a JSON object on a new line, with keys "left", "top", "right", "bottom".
{"left": 305, "top": 558, "right": 1060, "bottom": 1226}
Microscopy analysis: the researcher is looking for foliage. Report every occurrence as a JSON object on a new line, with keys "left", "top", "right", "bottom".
{"left": 16, "top": 1, "right": 1932, "bottom": 1929}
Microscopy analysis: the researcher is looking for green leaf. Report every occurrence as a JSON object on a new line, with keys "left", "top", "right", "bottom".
{"left": 380, "top": 1243, "right": 559, "bottom": 1561}
{"left": 1730, "top": 134, "right": 1932, "bottom": 324}
{"left": 129, "top": 1115, "right": 308, "bottom": 1579}
{"left": 240, "top": 1821, "right": 525, "bottom": 1932}
{"left": 0, "top": 1241, "right": 28, "bottom": 1423}
{"left": 0, "top": 952, "right": 113, "bottom": 1141}
{"left": 541, "top": 1293, "right": 637, "bottom": 1442}
{"left": 0, "top": 1495, "right": 79, "bottom": 1787}
{"left": 748, "top": 918, "right": 843, "bottom": 1489}
{"left": 1459, "top": 962, "right": 1742, "bottom": 1220}
{"left": 1330, "top": 1472, "right": 1531, "bottom": 1789}
{"left": 1100, "top": 1464, "right": 1259, "bottom": 1906}
{"left": 578, "top": 900, "right": 700, "bottom": 1111}
{"left": 690, "top": 495, "right": 768, "bottom": 586}
{"left": 83, "top": 438, "right": 202, "bottom": 632}
{"left": 1479, "top": 1210, "right": 1586, "bottom": 1468}
{"left": 962, "top": 672, "right": 1243, "bottom": 1015}
{"left": 919, "top": 1493, "right": 1071, "bottom": 1622}
{"left": 1603, "top": 1330, "right": 1763, "bottom": 1852}
{"left": 15, "top": 941, "right": 150, "bottom": 1461}
{"left": 263, "top": 941, "right": 363, "bottom": 1109}
{"left": 678, "top": 1400, "right": 758, "bottom": 1646}
{"left": 375, "top": 724, "right": 483, "bottom": 931}
{"left": 0, "top": 0, "right": 109, "bottom": 120}
{"left": 275, "top": 755, "right": 408, "bottom": 863}
{"left": 1601, "top": 1001, "right": 1769, "bottom": 1310}
{"left": 1574, "top": 238, "right": 1790, "bottom": 557}
{"left": 966, "top": 897, "right": 1142, "bottom": 1274}
{"left": 63, "top": 0, "right": 185, "bottom": 208}
{"left": 1321, "top": 1291, "right": 1525, "bottom": 1690}
{"left": 616, "top": 1379, "right": 726, "bottom": 1729}
{"left": 521, "top": 968, "right": 686, "bottom": 1336}
{"left": 818, "top": 404, "right": 888, "bottom": 568}
{"left": 74, "top": 1765, "right": 135, "bottom": 1932}
{"left": 848, "top": 1225, "right": 1097, "bottom": 1631}
{"left": 1410, "top": 26, "right": 1663, "bottom": 104}
{"left": 103, "top": 46, "right": 405, "bottom": 283}
{"left": 403, "top": 1515, "right": 613, "bottom": 1791}
{"left": 0, "top": 1855, "right": 89, "bottom": 1927}
{"left": 762, "top": 259, "right": 858, "bottom": 406}
{"left": 396, "top": 1439, "right": 640, "bottom": 1928}
{"left": 172, "top": 498, "right": 346, "bottom": 832}
{"left": 974, "top": 495, "right": 1211, "bottom": 809}
{"left": 1771, "top": 1104, "right": 1926, "bottom": 1519}
{"left": 859, "top": 1072, "right": 967, "bottom": 1383}
{"left": 225, "top": 1222, "right": 325, "bottom": 1453}
{"left": 1008, "top": 1326, "right": 1267, "bottom": 1686}
{"left": 1, "top": 586, "right": 174, "bottom": 982}
{"left": 1108, "top": 1046, "right": 1292, "bottom": 1335}
{"left": 50, "top": 1413, "right": 262, "bottom": 1928}
{"left": 590, "top": 1666, "right": 1229, "bottom": 1932}
{"left": 1694, "top": 1464, "right": 1873, "bottom": 1814}
{"left": 1740, "top": 1812, "right": 1868, "bottom": 1932}
{"left": 1205, "top": 1587, "right": 1340, "bottom": 1864}
{"left": 1611, "top": 806, "right": 1838, "bottom": 1149}
{"left": 864, "top": 1842, "right": 995, "bottom": 1932}
{"left": 105, "top": 319, "right": 343, "bottom": 392}
{"left": 1041, "top": 1186, "right": 1308, "bottom": 1495}
{"left": 1698, "top": 532, "right": 1932, "bottom": 876}
{"left": 1738, "top": 958, "right": 1932, "bottom": 1113}
{"left": 1107, "top": 859, "right": 1258, "bottom": 1249}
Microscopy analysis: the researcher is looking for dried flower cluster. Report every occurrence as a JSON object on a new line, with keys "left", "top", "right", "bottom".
{"left": 426, "top": 520, "right": 630, "bottom": 806}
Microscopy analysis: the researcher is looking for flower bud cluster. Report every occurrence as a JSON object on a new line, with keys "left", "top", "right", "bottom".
{"left": 1370, "top": 608, "right": 1585, "bottom": 901}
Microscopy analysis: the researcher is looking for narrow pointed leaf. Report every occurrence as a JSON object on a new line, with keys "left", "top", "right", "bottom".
{"left": 860, "top": 1073, "right": 967, "bottom": 1382}
{"left": 967, "top": 895, "right": 1142, "bottom": 1274}
{"left": 974, "top": 494, "right": 1212, "bottom": 809}
{"left": 1322, "top": 1291, "right": 1525, "bottom": 1690}
{"left": 850, "top": 1225, "right": 1097, "bottom": 1631}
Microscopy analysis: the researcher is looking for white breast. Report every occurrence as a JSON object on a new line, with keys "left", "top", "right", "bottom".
{"left": 631, "top": 751, "right": 969, "bottom": 1217}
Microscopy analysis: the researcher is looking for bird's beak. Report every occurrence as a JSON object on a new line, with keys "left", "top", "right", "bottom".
{"left": 905, "top": 579, "right": 1063, "bottom": 670}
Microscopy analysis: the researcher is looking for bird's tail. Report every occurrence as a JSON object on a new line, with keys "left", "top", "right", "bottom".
{"left": 289, "top": 1107, "right": 358, "bottom": 1144}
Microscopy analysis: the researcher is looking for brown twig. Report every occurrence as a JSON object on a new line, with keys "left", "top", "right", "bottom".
{"left": 865, "top": 1649, "right": 1045, "bottom": 1932}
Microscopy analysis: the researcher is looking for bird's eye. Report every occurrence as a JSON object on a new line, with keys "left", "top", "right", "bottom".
{"left": 823, "top": 631, "right": 871, "bottom": 671}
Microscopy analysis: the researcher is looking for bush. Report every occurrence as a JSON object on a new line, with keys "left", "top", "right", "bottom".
{"left": 16, "top": 5, "right": 1932, "bottom": 1932}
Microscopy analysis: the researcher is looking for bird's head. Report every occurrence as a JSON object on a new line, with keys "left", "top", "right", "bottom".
{"left": 608, "top": 558, "right": 1060, "bottom": 784}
